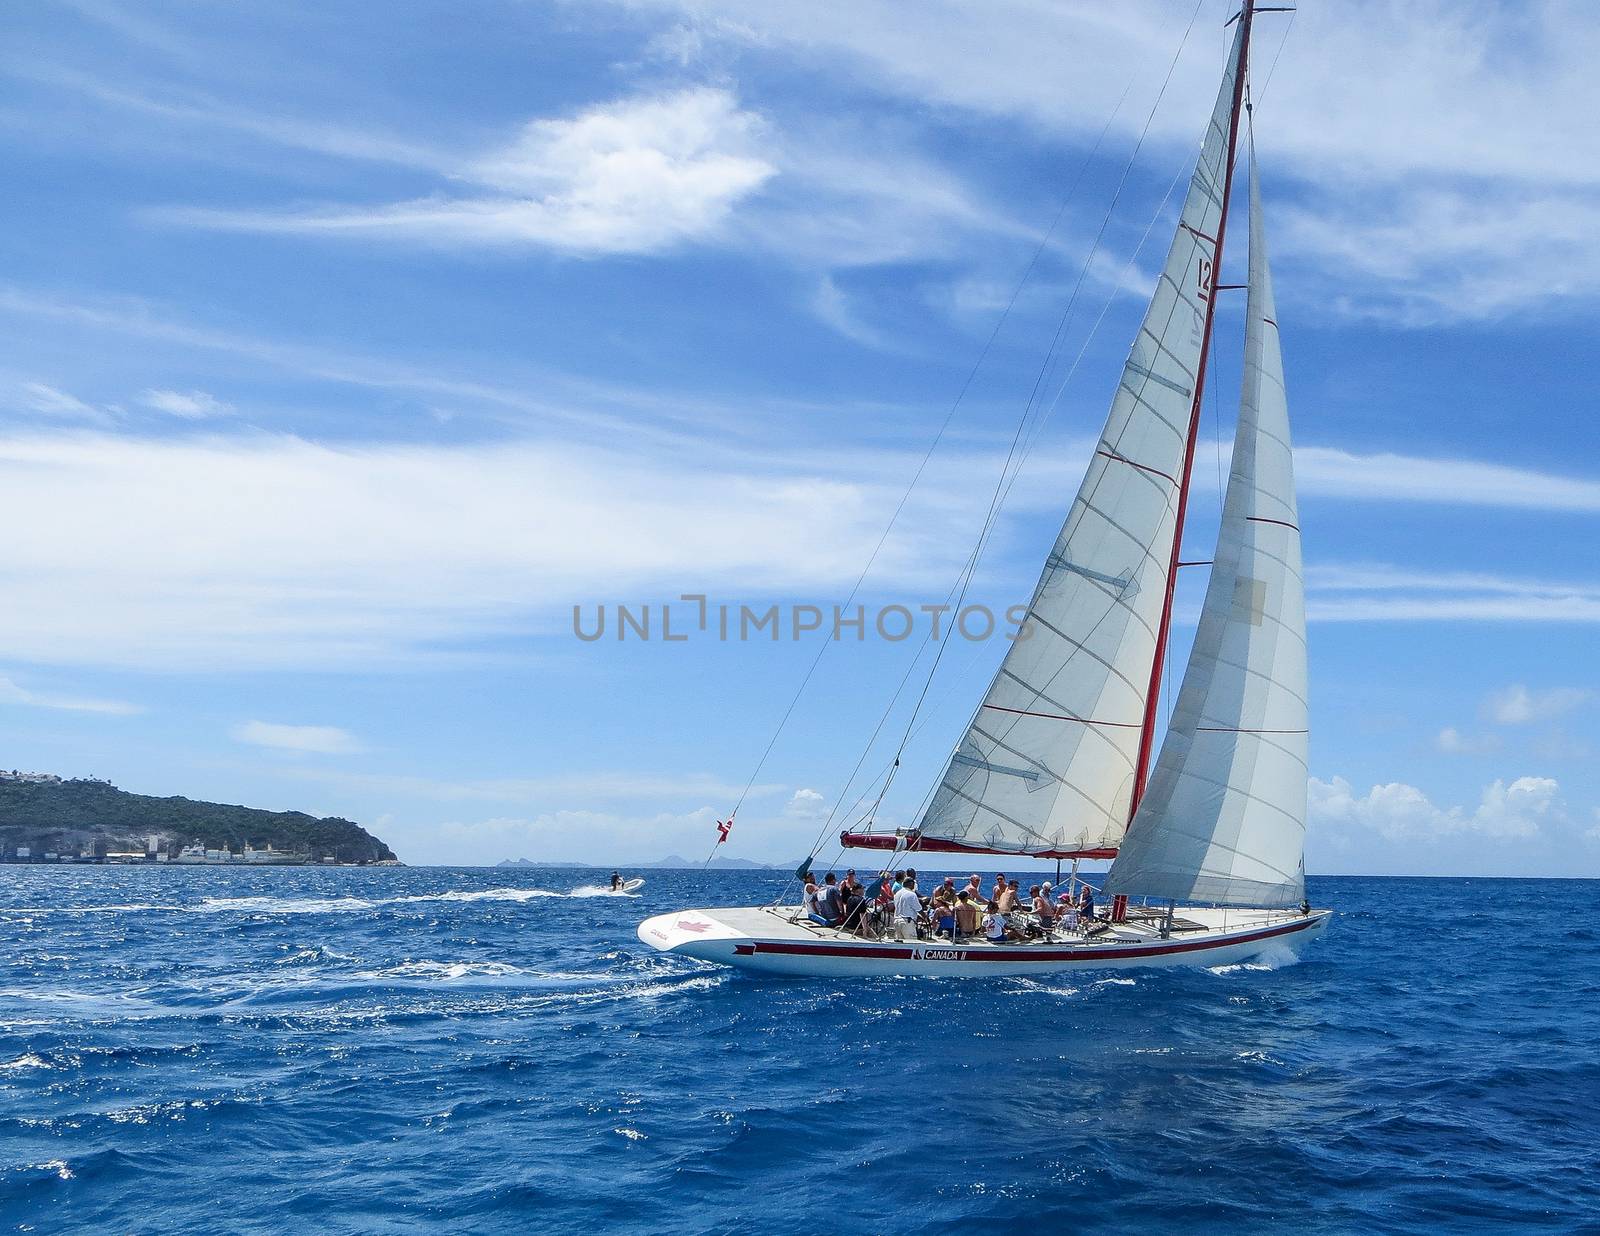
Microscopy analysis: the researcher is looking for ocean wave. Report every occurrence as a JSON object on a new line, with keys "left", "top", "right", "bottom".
{"left": 1209, "top": 942, "right": 1303, "bottom": 975}
{"left": 199, "top": 895, "right": 379, "bottom": 913}
{"left": 364, "top": 960, "right": 529, "bottom": 981}
{"left": 5, "top": 885, "right": 601, "bottom": 919}
{"left": 197, "top": 887, "right": 568, "bottom": 914}
{"left": 0, "top": 903, "right": 171, "bottom": 915}
{"left": 398, "top": 887, "right": 568, "bottom": 905}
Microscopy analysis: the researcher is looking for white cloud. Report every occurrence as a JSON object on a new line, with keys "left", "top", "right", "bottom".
{"left": 3, "top": 426, "right": 1600, "bottom": 674}
{"left": 139, "top": 388, "right": 233, "bottom": 419}
{"left": 1484, "top": 685, "right": 1594, "bottom": 726}
{"left": 1586, "top": 809, "right": 1600, "bottom": 845}
{"left": 278, "top": 766, "right": 780, "bottom": 805}
{"left": 232, "top": 720, "right": 363, "bottom": 755}
{"left": 1295, "top": 447, "right": 1600, "bottom": 514}
{"left": 785, "top": 787, "right": 826, "bottom": 818}
{"left": 611, "top": 1, "right": 1600, "bottom": 321}
{"left": 1434, "top": 727, "right": 1500, "bottom": 757}
{"left": 8, "top": 381, "right": 112, "bottom": 425}
{"left": 0, "top": 430, "right": 989, "bottom": 669}
{"left": 0, "top": 674, "right": 141, "bottom": 715}
{"left": 1306, "top": 565, "right": 1600, "bottom": 625}
{"left": 810, "top": 275, "right": 897, "bottom": 350}
{"left": 166, "top": 88, "right": 777, "bottom": 256}
{"left": 1311, "top": 774, "right": 1565, "bottom": 842}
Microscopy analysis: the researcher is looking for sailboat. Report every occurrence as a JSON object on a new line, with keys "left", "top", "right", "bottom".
{"left": 639, "top": 1, "right": 1330, "bottom": 977}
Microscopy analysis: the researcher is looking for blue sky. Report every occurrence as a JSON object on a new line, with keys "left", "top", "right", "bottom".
{"left": 1, "top": 0, "right": 1597, "bottom": 873}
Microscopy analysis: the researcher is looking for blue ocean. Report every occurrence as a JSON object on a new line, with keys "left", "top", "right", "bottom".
{"left": 2, "top": 868, "right": 1596, "bottom": 1232}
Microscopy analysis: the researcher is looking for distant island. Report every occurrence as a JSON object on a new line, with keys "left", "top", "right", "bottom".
{"left": 498, "top": 855, "right": 786, "bottom": 870}
{"left": 0, "top": 770, "right": 398, "bottom": 865}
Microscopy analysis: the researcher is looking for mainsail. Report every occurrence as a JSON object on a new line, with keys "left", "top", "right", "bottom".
{"left": 1106, "top": 136, "right": 1309, "bottom": 908}
{"left": 845, "top": 24, "right": 1251, "bottom": 859}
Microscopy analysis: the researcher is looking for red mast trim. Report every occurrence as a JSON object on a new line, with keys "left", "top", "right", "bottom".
{"left": 1128, "top": 3, "right": 1256, "bottom": 824}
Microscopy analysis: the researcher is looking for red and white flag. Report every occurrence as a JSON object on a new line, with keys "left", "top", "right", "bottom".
{"left": 715, "top": 817, "right": 733, "bottom": 844}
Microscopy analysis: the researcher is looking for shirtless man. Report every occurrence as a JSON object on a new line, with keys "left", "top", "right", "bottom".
{"left": 996, "top": 880, "right": 1018, "bottom": 914}
{"left": 954, "top": 891, "right": 982, "bottom": 940}
{"left": 1034, "top": 884, "right": 1057, "bottom": 937}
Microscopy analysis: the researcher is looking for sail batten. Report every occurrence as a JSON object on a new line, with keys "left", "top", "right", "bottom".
{"left": 876, "top": 23, "right": 1251, "bottom": 860}
{"left": 1106, "top": 135, "right": 1310, "bottom": 909}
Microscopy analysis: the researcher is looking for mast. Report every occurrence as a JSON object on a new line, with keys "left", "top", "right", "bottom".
{"left": 1129, "top": 0, "right": 1258, "bottom": 820}
{"left": 841, "top": 6, "right": 1256, "bottom": 862}
{"left": 1107, "top": 129, "right": 1310, "bottom": 909}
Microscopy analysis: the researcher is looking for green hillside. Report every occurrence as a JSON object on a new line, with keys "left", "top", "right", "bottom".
{"left": 0, "top": 777, "right": 396, "bottom": 863}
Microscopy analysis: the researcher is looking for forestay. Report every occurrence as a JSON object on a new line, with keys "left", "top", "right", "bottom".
{"left": 1107, "top": 138, "right": 1309, "bottom": 907}
{"left": 907, "top": 26, "right": 1248, "bottom": 858}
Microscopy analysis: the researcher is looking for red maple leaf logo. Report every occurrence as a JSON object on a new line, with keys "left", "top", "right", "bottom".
{"left": 676, "top": 919, "right": 711, "bottom": 933}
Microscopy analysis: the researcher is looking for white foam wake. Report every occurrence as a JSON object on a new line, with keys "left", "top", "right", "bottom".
{"left": 196, "top": 887, "right": 568, "bottom": 914}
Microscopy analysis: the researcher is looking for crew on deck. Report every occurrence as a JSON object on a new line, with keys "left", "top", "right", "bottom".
{"left": 797, "top": 866, "right": 1107, "bottom": 944}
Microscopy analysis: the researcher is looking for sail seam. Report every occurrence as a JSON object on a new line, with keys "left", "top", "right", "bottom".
{"left": 986, "top": 682, "right": 1138, "bottom": 763}
{"left": 1096, "top": 449, "right": 1179, "bottom": 488}
{"left": 999, "top": 630, "right": 1145, "bottom": 710}
{"left": 982, "top": 702, "right": 1143, "bottom": 729}
{"left": 1195, "top": 725, "right": 1308, "bottom": 733}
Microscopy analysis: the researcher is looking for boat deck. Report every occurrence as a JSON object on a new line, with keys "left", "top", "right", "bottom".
{"left": 701, "top": 903, "right": 1299, "bottom": 946}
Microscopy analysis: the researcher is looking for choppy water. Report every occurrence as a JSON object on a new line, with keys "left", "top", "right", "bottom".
{"left": 2, "top": 868, "right": 1596, "bottom": 1232}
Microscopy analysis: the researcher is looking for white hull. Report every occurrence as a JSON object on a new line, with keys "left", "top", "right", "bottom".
{"left": 638, "top": 904, "right": 1329, "bottom": 978}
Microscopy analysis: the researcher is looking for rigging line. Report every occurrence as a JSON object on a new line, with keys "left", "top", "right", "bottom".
{"left": 794, "top": 26, "right": 1213, "bottom": 863}
{"left": 1211, "top": 286, "right": 1226, "bottom": 518}
{"left": 877, "top": 0, "right": 1211, "bottom": 775}
{"left": 1010, "top": 0, "right": 1210, "bottom": 465}
{"left": 939, "top": 161, "right": 1191, "bottom": 773}
{"left": 962, "top": 12, "right": 1252, "bottom": 824}
{"left": 1254, "top": 3, "right": 1295, "bottom": 106}
{"left": 800, "top": 0, "right": 1212, "bottom": 870}
{"left": 722, "top": 66, "right": 1150, "bottom": 840}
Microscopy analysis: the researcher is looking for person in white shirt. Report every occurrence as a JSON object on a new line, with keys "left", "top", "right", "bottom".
{"left": 893, "top": 877, "right": 922, "bottom": 941}
{"left": 800, "top": 879, "right": 822, "bottom": 924}
{"left": 982, "top": 901, "right": 1007, "bottom": 943}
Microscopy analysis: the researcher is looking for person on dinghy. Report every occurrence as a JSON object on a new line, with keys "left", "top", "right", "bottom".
{"left": 610, "top": 872, "right": 623, "bottom": 891}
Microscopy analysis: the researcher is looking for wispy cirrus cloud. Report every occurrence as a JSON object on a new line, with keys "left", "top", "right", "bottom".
{"left": 0, "top": 674, "right": 141, "bottom": 716}
{"left": 138, "top": 388, "right": 233, "bottom": 419}
{"left": 6, "top": 380, "right": 114, "bottom": 425}
{"left": 1305, "top": 564, "right": 1600, "bottom": 624}
{"left": 160, "top": 88, "right": 777, "bottom": 256}
{"left": 232, "top": 720, "right": 364, "bottom": 755}
{"left": 276, "top": 766, "right": 783, "bottom": 805}
{"left": 610, "top": 0, "right": 1600, "bottom": 322}
{"left": 1296, "top": 446, "right": 1600, "bottom": 514}
{"left": 1434, "top": 727, "right": 1501, "bottom": 757}
{"left": 1483, "top": 684, "right": 1594, "bottom": 726}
